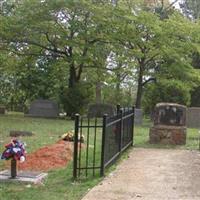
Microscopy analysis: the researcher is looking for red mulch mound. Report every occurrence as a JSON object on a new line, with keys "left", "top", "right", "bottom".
{"left": 17, "top": 140, "right": 73, "bottom": 171}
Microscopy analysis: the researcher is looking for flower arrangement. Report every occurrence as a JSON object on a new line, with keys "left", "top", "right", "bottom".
{"left": 1, "top": 139, "right": 26, "bottom": 163}
{"left": 61, "top": 130, "right": 84, "bottom": 143}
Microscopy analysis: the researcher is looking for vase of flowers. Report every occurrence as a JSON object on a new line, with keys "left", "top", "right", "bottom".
{"left": 1, "top": 139, "right": 26, "bottom": 178}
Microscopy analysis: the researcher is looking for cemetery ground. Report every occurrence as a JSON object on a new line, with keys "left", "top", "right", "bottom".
{"left": 0, "top": 113, "right": 200, "bottom": 200}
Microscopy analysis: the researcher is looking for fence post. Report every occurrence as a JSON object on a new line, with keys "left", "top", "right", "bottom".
{"left": 73, "top": 114, "right": 79, "bottom": 179}
{"left": 119, "top": 109, "right": 123, "bottom": 152}
{"left": 131, "top": 106, "right": 135, "bottom": 146}
{"left": 100, "top": 114, "right": 107, "bottom": 176}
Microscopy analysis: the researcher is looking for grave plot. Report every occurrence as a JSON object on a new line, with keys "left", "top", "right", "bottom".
{"left": 18, "top": 140, "right": 73, "bottom": 171}
{"left": 0, "top": 138, "right": 75, "bottom": 183}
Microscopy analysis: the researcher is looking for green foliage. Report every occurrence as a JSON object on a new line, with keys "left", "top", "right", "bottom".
{"left": 0, "top": 0, "right": 200, "bottom": 113}
{"left": 61, "top": 82, "right": 94, "bottom": 116}
{"left": 191, "top": 86, "right": 200, "bottom": 107}
{"left": 142, "top": 80, "right": 191, "bottom": 114}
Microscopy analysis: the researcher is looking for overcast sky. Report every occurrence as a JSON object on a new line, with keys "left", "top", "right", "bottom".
{"left": 169, "top": 0, "right": 181, "bottom": 9}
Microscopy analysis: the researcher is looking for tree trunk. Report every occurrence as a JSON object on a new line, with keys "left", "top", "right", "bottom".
{"left": 115, "top": 75, "right": 121, "bottom": 104}
{"left": 95, "top": 82, "right": 102, "bottom": 104}
{"left": 68, "top": 63, "right": 78, "bottom": 88}
{"left": 135, "top": 66, "right": 144, "bottom": 109}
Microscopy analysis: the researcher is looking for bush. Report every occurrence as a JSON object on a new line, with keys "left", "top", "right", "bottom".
{"left": 61, "top": 82, "right": 93, "bottom": 117}
{"left": 142, "top": 80, "right": 191, "bottom": 114}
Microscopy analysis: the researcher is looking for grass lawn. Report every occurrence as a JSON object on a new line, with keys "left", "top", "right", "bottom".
{"left": 134, "top": 118, "right": 200, "bottom": 150}
{"left": 0, "top": 113, "right": 199, "bottom": 200}
{"left": 0, "top": 113, "right": 102, "bottom": 200}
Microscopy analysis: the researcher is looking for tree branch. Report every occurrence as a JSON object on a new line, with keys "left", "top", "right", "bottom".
{"left": 142, "top": 77, "right": 156, "bottom": 86}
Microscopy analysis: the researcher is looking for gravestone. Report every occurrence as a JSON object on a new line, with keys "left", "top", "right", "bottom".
{"left": 134, "top": 109, "right": 143, "bottom": 125}
{"left": 27, "top": 100, "right": 59, "bottom": 118}
{"left": 0, "top": 106, "right": 5, "bottom": 114}
{"left": 87, "top": 103, "right": 115, "bottom": 118}
{"left": 149, "top": 103, "right": 187, "bottom": 145}
{"left": 187, "top": 107, "right": 200, "bottom": 128}
{"left": 10, "top": 131, "right": 33, "bottom": 137}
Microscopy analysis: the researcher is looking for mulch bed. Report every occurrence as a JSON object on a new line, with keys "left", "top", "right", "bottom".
{"left": 17, "top": 140, "right": 73, "bottom": 172}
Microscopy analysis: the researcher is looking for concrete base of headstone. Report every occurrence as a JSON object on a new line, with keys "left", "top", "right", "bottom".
{"left": 0, "top": 170, "right": 48, "bottom": 184}
{"left": 149, "top": 125, "right": 187, "bottom": 145}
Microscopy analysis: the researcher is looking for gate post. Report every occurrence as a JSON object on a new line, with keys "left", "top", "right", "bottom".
{"left": 73, "top": 114, "right": 79, "bottom": 179}
{"left": 119, "top": 109, "right": 123, "bottom": 153}
{"left": 100, "top": 114, "right": 107, "bottom": 176}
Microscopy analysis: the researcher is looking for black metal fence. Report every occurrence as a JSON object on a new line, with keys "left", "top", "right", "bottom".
{"left": 73, "top": 105, "right": 134, "bottom": 178}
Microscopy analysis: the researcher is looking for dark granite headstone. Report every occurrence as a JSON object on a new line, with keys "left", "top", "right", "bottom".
{"left": 27, "top": 100, "right": 59, "bottom": 118}
{"left": 154, "top": 103, "right": 186, "bottom": 126}
{"left": 87, "top": 103, "right": 115, "bottom": 118}
{"left": 0, "top": 106, "right": 5, "bottom": 114}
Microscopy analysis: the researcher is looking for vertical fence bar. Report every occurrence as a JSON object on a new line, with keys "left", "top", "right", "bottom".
{"left": 73, "top": 114, "right": 79, "bottom": 179}
{"left": 119, "top": 110, "right": 123, "bottom": 152}
{"left": 100, "top": 114, "right": 107, "bottom": 176}
{"left": 85, "top": 118, "right": 90, "bottom": 177}
{"left": 78, "top": 117, "right": 83, "bottom": 176}
{"left": 131, "top": 106, "right": 135, "bottom": 146}
{"left": 93, "top": 117, "right": 97, "bottom": 176}
{"left": 199, "top": 130, "right": 200, "bottom": 151}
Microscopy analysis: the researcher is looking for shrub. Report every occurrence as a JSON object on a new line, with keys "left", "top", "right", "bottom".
{"left": 142, "top": 80, "right": 191, "bottom": 114}
{"left": 61, "top": 82, "right": 93, "bottom": 117}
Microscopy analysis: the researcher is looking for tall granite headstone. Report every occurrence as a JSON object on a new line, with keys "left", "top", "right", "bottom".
{"left": 187, "top": 107, "right": 200, "bottom": 128}
{"left": 87, "top": 103, "right": 115, "bottom": 118}
{"left": 27, "top": 100, "right": 59, "bottom": 118}
{"left": 134, "top": 109, "right": 143, "bottom": 125}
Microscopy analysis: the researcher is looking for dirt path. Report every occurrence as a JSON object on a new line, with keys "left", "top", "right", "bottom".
{"left": 82, "top": 148, "right": 200, "bottom": 200}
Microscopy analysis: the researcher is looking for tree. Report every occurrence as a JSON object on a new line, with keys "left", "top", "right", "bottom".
{"left": 0, "top": 0, "right": 117, "bottom": 114}
{"left": 0, "top": 0, "right": 113, "bottom": 89}
{"left": 1, "top": 0, "right": 199, "bottom": 113}
{"left": 143, "top": 80, "right": 191, "bottom": 114}
{"left": 107, "top": 4, "right": 199, "bottom": 108}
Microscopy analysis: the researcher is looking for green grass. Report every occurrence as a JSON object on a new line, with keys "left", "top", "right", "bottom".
{"left": 0, "top": 113, "right": 102, "bottom": 200}
{"left": 0, "top": 113, "right": 74, "bottom": 166}
{"left": 0, "top": 114, "right": 200, "bottom": 200}
{"left": 134, "top": 118, "right": 200, "bottom": 150}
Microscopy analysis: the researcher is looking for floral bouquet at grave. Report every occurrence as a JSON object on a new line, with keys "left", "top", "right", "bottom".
{"left": 1, "top": 139, "right": 26, "bottom": 163}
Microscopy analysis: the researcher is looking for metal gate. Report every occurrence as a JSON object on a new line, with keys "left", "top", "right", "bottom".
{"left": 73, "top": 106, "right": 135, "bottom": 178}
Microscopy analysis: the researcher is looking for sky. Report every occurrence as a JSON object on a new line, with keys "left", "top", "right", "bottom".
{"left": 169, "top": 0, "right": 182, "bottom": 9}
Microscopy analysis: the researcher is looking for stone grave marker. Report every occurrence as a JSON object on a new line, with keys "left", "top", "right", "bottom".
{"left": 149, "top": 103, "right": 187, "bottom": 145}
{"left": 27, "top": 100, "right": 59, "bottom": 118}
{"left": 187, "top": 107, "right": 200, "bottom": 128}
{"left": 0, "top": 106, "right": 5, "bottom": 114}
{"left": 134, "top": 109, "right": 143, "bottom": 125}
{"left": 87, "top": 103, "right": 116, "bottom": 118}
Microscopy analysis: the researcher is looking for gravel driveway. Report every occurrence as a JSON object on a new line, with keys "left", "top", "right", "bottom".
{"left": 82, "top": 148, "right": 200, "bottom": 200}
